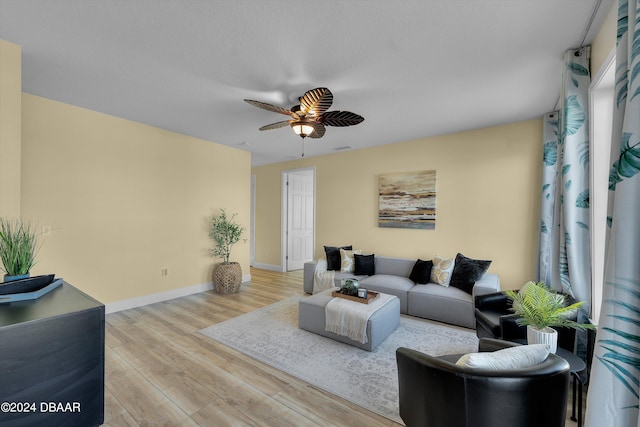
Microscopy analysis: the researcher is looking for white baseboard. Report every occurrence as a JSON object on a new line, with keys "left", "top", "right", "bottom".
{"left": 106, "top": 273, "right": 252, "bottom": 314}
{"left": 251, "top": 262, "right": 283, "bottom": 272}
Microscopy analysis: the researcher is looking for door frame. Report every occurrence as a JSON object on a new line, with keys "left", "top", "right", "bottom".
{"left": 587, "top": 47, "right": 615, "bottom": 324}
{"left": 250, "top": 174, "right": 256, "bottom": 266}
{"left": 281, "top": 167, "right": 316, "bottom": 272}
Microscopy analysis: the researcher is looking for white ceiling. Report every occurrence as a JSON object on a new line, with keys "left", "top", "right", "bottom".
{"left": 0, "top": 0, "right": 613, "bottom": 166}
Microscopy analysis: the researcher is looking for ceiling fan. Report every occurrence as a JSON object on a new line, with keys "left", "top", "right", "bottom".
{"left": 244, "top": 87, "right": 364, "bottom": 139}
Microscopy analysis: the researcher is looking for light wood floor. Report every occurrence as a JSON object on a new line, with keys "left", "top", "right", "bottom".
{"left": 104, "top": 268, "right": 400, "bottom": 426}
{"left": 103, "top": 267, "right": 581, "bottom": 426}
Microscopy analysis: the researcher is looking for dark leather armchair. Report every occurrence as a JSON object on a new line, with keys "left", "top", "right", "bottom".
{"left": 396, "top": 338, "right": 570, "bottom": 427}
{"left": 474, "top": 291, "right": 577, "bottom": 352}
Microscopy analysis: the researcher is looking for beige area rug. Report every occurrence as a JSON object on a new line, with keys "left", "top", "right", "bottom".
{"left": 199, "top": 295, "right": 479, "bottom": 424}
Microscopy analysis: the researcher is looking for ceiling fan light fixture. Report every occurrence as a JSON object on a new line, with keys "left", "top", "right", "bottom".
{"left": 245, "top": 87, "right": 364, "bottom": 141}
{"left": 291, "top": 121, "right": 314, "bottom": 138}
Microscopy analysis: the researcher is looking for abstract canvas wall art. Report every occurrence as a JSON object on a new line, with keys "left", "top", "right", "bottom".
{"left": 378, "top": 170, "right": 436, "bottom": 229}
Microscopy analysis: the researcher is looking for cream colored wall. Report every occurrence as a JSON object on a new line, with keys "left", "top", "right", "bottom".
{"left": 21, "top": 94, "right": 251, "bottom": 304}
{"left": 253, "top": 119, "right": 542, "bottom": 289}
{"left": 0, "top": 40, "right": 22, "bottom": 217}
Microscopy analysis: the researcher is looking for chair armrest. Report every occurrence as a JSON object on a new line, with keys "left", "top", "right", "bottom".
{"left": 474, "top": 291, "right": 510, "bottom": 311}
{"left": 396, "top": 347, "right": 461, "bottom": 427}
{"left": 500, "top": 313, "right": 526, "bottom": 341}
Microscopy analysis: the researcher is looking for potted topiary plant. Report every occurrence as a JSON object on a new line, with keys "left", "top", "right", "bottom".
{"left": 505, "top": 281, "right": 594, "bottom": 352}
{"left": 209, "top": 209, "right": 245, "bottom": 294}
{"left": 0, "top": 218, "right": 40, "bottom": 282}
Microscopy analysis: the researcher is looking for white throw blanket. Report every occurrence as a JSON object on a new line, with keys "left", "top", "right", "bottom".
{"left": 313, "top": 258, "right": 335, "bottom": 294}
{"left": 325, "top": 291, "right": 396, "bottom": 344}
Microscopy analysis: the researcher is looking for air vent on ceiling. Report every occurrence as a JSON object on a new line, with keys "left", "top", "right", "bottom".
{"left": 334, "top": 146, "right": 352, "bottom": 151}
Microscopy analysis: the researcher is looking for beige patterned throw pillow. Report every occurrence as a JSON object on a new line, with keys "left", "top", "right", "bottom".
{"left": 431, "top": 255, "right": 455, "bottom": 286}
{"left": 340, "top": 249, "right": 362, "bottom": 273}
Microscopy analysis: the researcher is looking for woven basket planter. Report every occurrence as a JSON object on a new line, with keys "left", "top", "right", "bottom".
{"left": 213, "top": 262, "right": 242, "bottom": 294}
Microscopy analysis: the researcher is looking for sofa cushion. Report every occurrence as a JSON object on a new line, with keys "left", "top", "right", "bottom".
{"left": 374, "top": 256, "right": 415, "bottom": 277}
{"left": 324, "top": 245, "right": 352, "bottom": 271}
{"left": 408, "top": 284, "right": 474, "bottom": 328}
{"left": 354, "top": 253, "right": 375, "bottom": 276}
{"left": 360, "top": 274, "right": 415, "bottom": 314}
{"left": 431, "top": 255, "right": 455, "bottom": 286}
{"left": 360, "top": 274, "right": 415, "bottom": 291}
{"left": 409, "top": 259, "right": 433, "bottom": 284}
{"left": 450, "top": 253, "right": 492, "bottom": 294}
{"left": 409, "top": 283, "right": 473, "bottom": 302}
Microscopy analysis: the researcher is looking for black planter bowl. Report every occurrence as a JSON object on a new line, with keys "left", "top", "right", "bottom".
{"left": 0, "top": 274, "right": 56, "bottom": 295}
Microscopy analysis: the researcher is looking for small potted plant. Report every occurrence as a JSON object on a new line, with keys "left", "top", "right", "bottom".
{"left": 209, "top": 209, "right": 245, "bottom": 294}
{"left": 505, "top": 281, "right": 594, "bottom": 352}
{"left": 0, "top": 218, "right": 40, "bottom": 282}
{"left": 340, "top": 278, "right": 359, "bottom": 296}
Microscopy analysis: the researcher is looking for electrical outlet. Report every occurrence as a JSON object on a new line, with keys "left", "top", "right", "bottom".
{"left": 161, "top": 268, "right": 168, "bottom": 277}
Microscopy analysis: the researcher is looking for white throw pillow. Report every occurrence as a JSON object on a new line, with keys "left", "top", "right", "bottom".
{"left": 430, "top": 255, "right": 455, "bottom": 286}
{"left": 340, "top": 249, "right": 362, "bottom": 273}
{"left": 455, "top": 344, "right": 550, "bottom": 370}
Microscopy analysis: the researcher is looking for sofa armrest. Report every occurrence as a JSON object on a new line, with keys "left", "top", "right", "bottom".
{"left": 472, "top": 273, "right": 500, "bottom": 302}
{"left": 303, "top": 261, "right": 317, "bottom": 294}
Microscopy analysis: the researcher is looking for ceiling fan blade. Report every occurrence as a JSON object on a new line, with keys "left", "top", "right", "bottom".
{"left": 322, "top": 110, "right": 365, "bottom": 127}
{"left": 244, "top": 99, "right": 294, "bottom": 116}
{"left": 258, "top": 120, "right": 292, "bottom": 131}
{"left": 309, "top": 122, "right": 326, "bottom": 138}
{"left": 300, "top": 87, "right": 333, "bottom": 117}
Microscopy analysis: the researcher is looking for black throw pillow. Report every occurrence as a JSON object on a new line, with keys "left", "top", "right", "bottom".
{"left": 409, "top": 259, "right": 433, "bottom": 284}
{"left": 324, "top": 245, "right": 353, "bottom": 271}
{"left": 354, "top": 254, "right": 375, "bottom": 276}
{"left": 449, "top": 253, "right": 492, "bottom": 294}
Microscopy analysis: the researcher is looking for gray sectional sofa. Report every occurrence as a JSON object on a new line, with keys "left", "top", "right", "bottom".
{"left": 303, "top": 255, "right": 500, "bottom": 329}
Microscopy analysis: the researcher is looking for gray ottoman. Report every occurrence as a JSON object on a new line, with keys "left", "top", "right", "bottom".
{"left": 298, "top": 291, "right": 400, "bottom": 351}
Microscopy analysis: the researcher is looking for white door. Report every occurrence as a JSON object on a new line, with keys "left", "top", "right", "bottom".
{"left": 286, "top": 171, "right": 314, "bottom": 271}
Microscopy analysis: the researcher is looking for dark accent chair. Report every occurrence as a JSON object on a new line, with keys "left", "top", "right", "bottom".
{"left": 474, "top": 291, "right": 577, "bottom": 352}
{"left": 396, "top": 338, "right": 570, "bottom": 427}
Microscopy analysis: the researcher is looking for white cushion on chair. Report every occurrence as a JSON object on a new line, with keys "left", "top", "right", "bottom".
{"left": 456, "top": 344, "right": 550, "bottom": 370}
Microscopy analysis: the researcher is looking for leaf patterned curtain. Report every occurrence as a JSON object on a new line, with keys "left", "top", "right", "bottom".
{"left": 586, "top": 1, "right": 640, "bottom": 425}
{"left": 537, "top": 46, "right": 592, "bottom": 312}
{"left": 538, "top": 112, "right": 561, "bottom": 286}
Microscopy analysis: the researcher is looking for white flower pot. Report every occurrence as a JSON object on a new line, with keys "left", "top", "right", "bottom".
{"left": 526, "top": 325, "right": 558, "bottom": 353}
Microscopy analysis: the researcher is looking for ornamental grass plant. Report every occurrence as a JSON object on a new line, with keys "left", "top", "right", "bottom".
{"left": 0, "top": 218, "right": 40, "bottom": 277}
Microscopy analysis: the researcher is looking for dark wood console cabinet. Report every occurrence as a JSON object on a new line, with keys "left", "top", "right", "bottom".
{"left": 0, "top": 282, "right": 105, "bottom": 426}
